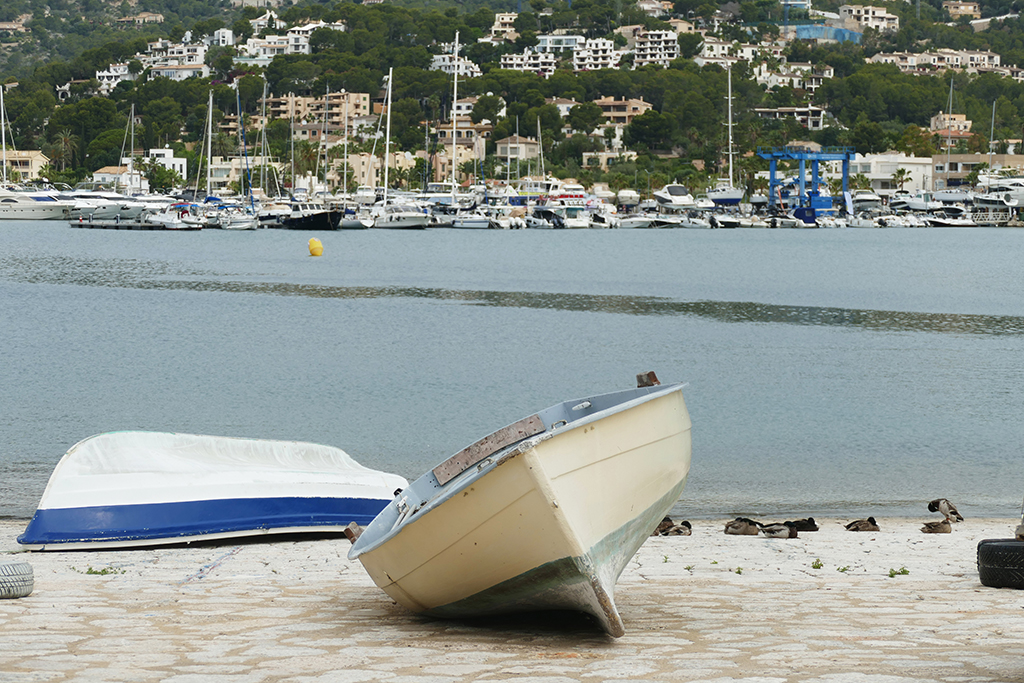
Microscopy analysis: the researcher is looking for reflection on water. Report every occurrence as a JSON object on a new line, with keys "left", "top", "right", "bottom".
{"left": 4, "top": 255, "right": 1024, "bottom": 336}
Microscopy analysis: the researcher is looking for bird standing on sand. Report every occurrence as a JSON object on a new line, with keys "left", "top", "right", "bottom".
{"left": 922, "top": 519, "right": 952, "bottom": 533}
{"left": 928, "top": 498, "right": 964, "bottom": 522}
{"left": 845, "top": 517, "right": 880, "bottom": 532}
{"left": 761, "top": 522, "right": 798, "bottom": 538}
{"left": 724, "top": 517, "right": 762, "bottom": 535}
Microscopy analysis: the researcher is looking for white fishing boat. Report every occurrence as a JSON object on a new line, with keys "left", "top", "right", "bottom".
{"left": 347, "top": 373, "right": 692, "bottom": 638}
{"left": 18, "top": 431, "right": 408, "bottom": 550}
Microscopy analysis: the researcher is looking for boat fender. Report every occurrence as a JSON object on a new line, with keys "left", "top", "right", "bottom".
{"left": 308, "top": 238, "right": 323, "bottom": 257}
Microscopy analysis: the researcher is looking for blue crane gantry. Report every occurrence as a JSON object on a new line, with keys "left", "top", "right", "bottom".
{"left": 756, "top": 146, "right": 857, "bottom": 217}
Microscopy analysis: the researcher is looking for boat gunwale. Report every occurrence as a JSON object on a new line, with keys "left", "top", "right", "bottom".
{"left": 348, "top": 382, "right": 686, "bottom": 559}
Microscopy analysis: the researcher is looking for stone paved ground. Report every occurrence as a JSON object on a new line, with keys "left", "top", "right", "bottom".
{"left": 2, "top": 518, "right": 1024, "bottom": 682}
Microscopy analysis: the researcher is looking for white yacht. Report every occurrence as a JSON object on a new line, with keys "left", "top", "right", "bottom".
{"left": 0, "top": 187, "right": 74, "bottom": 220}
{"left": 652, "top": 184, "right": 696, "bottom": 212}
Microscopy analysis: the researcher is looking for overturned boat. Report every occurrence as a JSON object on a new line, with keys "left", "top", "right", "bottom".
{"left": 347, "top": 373, "right": 692, "bottom": 637}
{"left": 19, "top": 431, "right": 407, "bottom": 550}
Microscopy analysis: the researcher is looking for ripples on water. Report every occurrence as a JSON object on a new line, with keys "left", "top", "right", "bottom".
{"left": 5, "top": 254, "right": 1024, "bottom": 336}
{"left": 2, "top": 226, "right": 1024, "bottom": 521}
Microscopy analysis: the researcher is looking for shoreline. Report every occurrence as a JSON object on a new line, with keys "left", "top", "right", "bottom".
{"left": 4, "top": 518, "right": 1024, "bottom": 681}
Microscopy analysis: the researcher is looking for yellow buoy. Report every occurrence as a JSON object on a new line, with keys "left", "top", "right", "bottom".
{"left": 308, "top": 238, "right": 323, "bottom": 257}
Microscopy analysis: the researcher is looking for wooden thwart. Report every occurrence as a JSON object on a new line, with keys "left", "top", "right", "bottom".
{"left": 433, "top": 414, "right": 546, "bottom": 486}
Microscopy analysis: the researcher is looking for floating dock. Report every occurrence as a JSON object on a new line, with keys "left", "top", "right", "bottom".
{"left": 69, "top": 219, "right": 201, "bottom": 231}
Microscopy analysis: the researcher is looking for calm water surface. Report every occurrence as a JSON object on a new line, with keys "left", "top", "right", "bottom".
{"left": 2, "top": 222, "right": 1023, "bottom": 522}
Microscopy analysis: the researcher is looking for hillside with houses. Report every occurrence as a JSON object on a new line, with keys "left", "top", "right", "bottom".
{"left": 5, "top": 0, "right": 1024, "bottom": 200}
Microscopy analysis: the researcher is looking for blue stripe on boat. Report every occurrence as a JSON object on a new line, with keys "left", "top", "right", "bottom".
{"left": 18, "top": 496, "right": 388, "bottom": 546}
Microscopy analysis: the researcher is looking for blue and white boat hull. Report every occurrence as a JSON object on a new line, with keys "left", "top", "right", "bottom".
{"left": 19, "top": 431, "right": 407, "bottom": 550}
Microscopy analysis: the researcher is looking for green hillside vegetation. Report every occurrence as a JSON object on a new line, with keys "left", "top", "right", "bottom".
{"left": 4, "top": 0, "right": 1024, "bottom": 192}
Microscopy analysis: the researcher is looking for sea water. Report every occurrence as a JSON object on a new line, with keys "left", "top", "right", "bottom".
{"left": 2, "top": 222, "right": 1023, "bottom": 522}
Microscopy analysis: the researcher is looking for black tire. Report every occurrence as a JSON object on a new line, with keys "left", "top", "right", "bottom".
{"left": 0, "top": 561, "right": 34, "bottom": 599}
{"left": 978, "top": 539, "right": 1024, "bottom": 589}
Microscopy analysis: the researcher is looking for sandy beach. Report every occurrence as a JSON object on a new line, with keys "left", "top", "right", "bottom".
{"left": 3, "top": 517, "right": 1024, "bottom": 682}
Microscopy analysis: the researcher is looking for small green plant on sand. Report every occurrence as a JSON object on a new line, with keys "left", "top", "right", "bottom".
{"left": 684, "top": 565, "right": 694, "bottom": 571}
{"left": 735, "top": 567, "right": 743, "bottom": 575}
{"left": 838, "top": 566, "right": 850, "bottom": 573}
{"left": 663, "top": 555, "right": 669, "bottom": 563}
{"left": 72, "top": 566, "right": 125, "bottom": 575}
{"left": 888, "top": 567, "right": 910, "bottom": 578}
{"left": 711, "top": 560, "right": 718, "bottom": 565}
{"left": 811, "top": 558, "right": 823, "bottom": 569}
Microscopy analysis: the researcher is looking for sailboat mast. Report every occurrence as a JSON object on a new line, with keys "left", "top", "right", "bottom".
{"left": 451, "top": 31, "right": 459, "bottom": 205}
{"left": 259, "top": 80, "right": 268, "bottom": 196}
{"left": 537, "top": 116, "right": 544, "bottom": 178}
{"left": 988, "top": 99, "right": 996, "bottom": 192}
{"left": 343, "top": 90, "right": 349, "bottom": 197}
{"left": 383, "top": 68, "right": 393, "bottom": 206}
{"left": 128, "top": 102, "right": 135, "bottom": 193}
{"left": 516, "top": 116, "right": 520, "bottom": 179}
{"left": 727, "top": 66, "right": 734, "bottom": 187}
{"left": 206, "top": 90, "right": 213, "bottom": 197}
{"left": 0, "top": 85, "right": 6, "bottom": 184}
{"left": 290, "top": 93, "right": 295, "bottom": 197}
{"left": 945, "top": 77, "right": 953, "bottom": 191}
{"left": 320, "top": 85, "right": 329, "bottom": 192}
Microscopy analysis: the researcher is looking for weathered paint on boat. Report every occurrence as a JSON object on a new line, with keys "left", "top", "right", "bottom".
{"left": 348, "top": 380, "right": 691, "bottom": 637}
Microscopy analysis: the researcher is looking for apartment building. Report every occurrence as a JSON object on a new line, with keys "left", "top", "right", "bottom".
{"left": 592, "top": 96, "right": 653, "bottom": 126}
{"left": 839, "top": 5, "right": 899, "bottom": 32}
{"left": 572, "top": 38, "right": 624, "bottom": 71}
{"left": 488, "top": 13, "right": 518, "bottom": 42}
{"left": 536, "top": 34, "right": 586, "bottom": 53}
{"left": 753, "top": 105, "right": 828, "bottom": 130}
{"left": 429, "top": 53, "right": 483, "bottom": 78}
{"left": 632, "top": 29, "right": 679, "bottom": 68}
{"left": 943, "top": 0, "right": 980, "bottom": 18}
{"left": 500, "top": 49, "right": 558, "bottom": 78}
{"left": 95, "top": 63, "right": 135, "bottom": 95}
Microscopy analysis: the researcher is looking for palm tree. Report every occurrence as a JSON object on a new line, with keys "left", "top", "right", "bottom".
{"left": 210, "top": 132, "right": 236, "bottom": 159}
{"left": 849, "top": 173, "right": 871, "bottom": 191}
{"left": 890, "top": 167, "right": 911, "bottom": 191}
{"left": 55, "top": 128, "right": 79, "bottom": 171}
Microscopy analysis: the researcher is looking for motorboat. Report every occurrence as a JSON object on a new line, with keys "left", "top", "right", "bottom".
{"left": 616, "top": 189, "right": 640, "bottom": 208}
{"left": 849, "top": 189, "right": 883, "bottom": 214}
{"left": 933, "top": 187, "right": 973, "bottom": 205}
{"left": 616, "top": 213, "right": 654, "bottom": 229}
{"left": 889, "top": 190, "right": 940, "bottom": 213}
{"left": 18, "top": 431, "right": 408, "bottom": 550}
{"left": 0, "top": 187, "right": 74, "bottom": 220}
{"left": 145, "top": 202, "right": 205, "bottom": 230}
{"left": 347, "top": 373, "right": 692, "bottom": 638}
{"left": 652, "top": 184, "right": 696, "bottom": 212}
{"left": 449, "top": 209, "right": 493, "bottom": 229}
{"left": 279, "top": 201, "right": 343, "bottom": 230}
{"left": 927, "top": 205, "right": 977, "bottom": 227}
{"left": 482, "top": 203, "right": 526, "bottom": 229}
{"left": 373, "top": 202, "right": 430, "bottom": 229}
